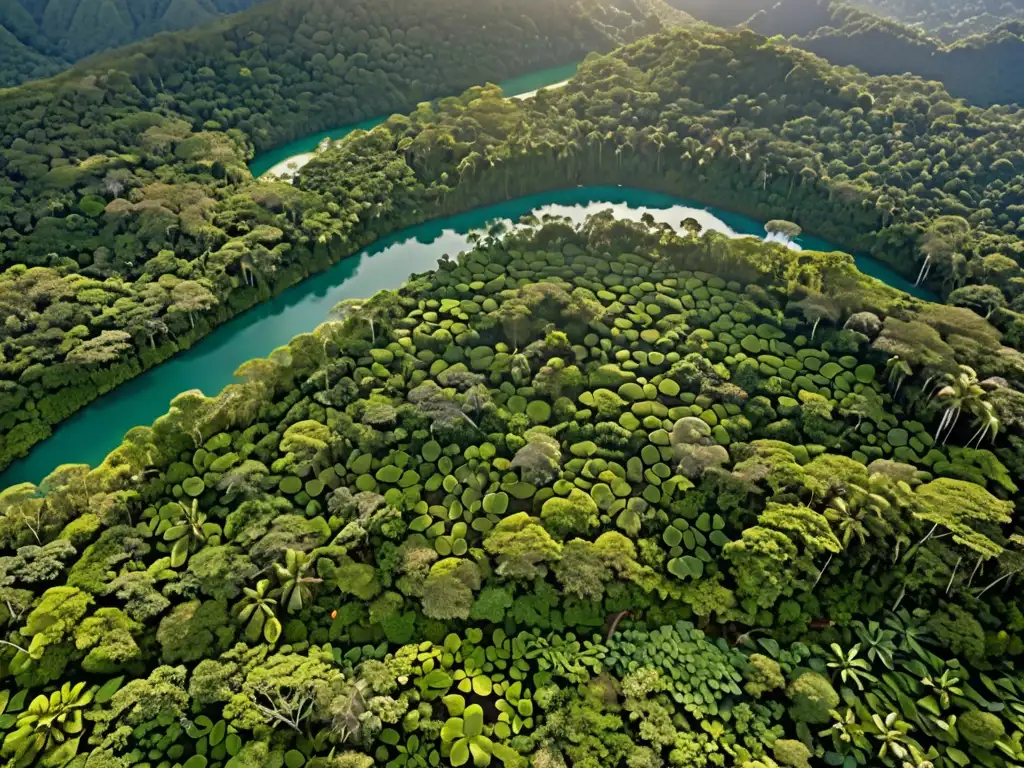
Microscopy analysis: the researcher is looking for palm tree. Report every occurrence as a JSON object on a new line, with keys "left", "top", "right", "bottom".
{"left": 825, "top": 493, "right": 891, "bottom": 550}
{"left": 820, "top": 708, "right": 870, "bottom": 754}
{"left": 273, "top": 549, "right": 322, "bottom": 614}
{"left": 163, "top": 498, "right": 220, "bottom": 568}
{"left": 854, "top": 620, "right": 898, "bottom": 671}
{"left": 932, "top": 365, "right": 989, "bottom": 444}
{"left": 235, "top": 579, "right": 282, "bottom": 643}
{"left": 920, "top": 668, "right": 962, "bottom": 710}
{"left": 870, "top": 712, "right": 914, "bottom": 763}
{"left": 885, "top": 356, "right": 913, "bottom": 396}
{"left": 966, "top": 404, "right": 1000, "bottom": 448}
{"left": 827, "top": 643, "right": 877, "bottom": 691}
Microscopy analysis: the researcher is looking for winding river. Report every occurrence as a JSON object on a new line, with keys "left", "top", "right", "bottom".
{"left": 1, "top": 187, "right": 934, "bottom": 487}
{"left": 0, "top": 62, "right": 936, "bottom": 488}
{"left": 249, "top": 62, "right": 580, "bottom": 179}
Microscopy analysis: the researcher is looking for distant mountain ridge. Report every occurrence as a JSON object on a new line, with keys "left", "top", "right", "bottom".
{"left": 0, "top": 0, "right": 261, "bottom": 86}
{"left": 667, "top": 0, "right": 1023, "bottom": 38}
{"left": 667, "top": 0, "right": 1024, "bottom": 106}
{"left": 745, "top": 0, "right": 1024, "bottom": 105}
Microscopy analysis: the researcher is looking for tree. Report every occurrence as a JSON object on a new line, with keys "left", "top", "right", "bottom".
{"left": 280, "top": 420, "right": 335, "bottom": 472}
{"left": 931, "top": 365, "right": 992, "bottom": 444}
{"left": 787, "top": 671, "right": 839, "bottom": 724}
{"left": 912, "top": 478, "right": 1013, "bottom": 561}
{"left": 948, "top": 284, "right": 1006, "bottom": 318}
{"left": 765, "top": 219, "right": 802, "bottom": 242}
{"left": 421, "top": 559, "right": 480, "bottom": 620}
{"left": 74, "top": 607, "right": 143, "bottom": 674}
{"left": 552, "top": 532, "right": 649, "bottom": 601}
{"left": 872, "top": 318, "right": 956, "bottom": 389}
{"left": 156, "top": 599, "right": 232, "bottom": 664}
{"left": 90, "top": 665, "right": 189, "bottom": 744}
{"left": 0, "top": 483, "right": 46, "bottom": 547}
{"left": 169, "top": 280, "right": 217, "bottom": 329}
{"left": 65, "top": 330, "right": 133, "bottom": 366}
{"left": 724, "top": 526, "right": 798, "bottom": 609}
{"left": 330, "top": 290, "right": 402, "bottom": 343}
{"left": 510, "top": 433, "right": 562, "bottom": 485}
{"left": 484, "top": 513, "right": 563, "bottom": 580}
{"left": 789, "top": 294, "right": 842, "bottom": 339}
{"left": 408, "top": 381, "right": 480, "bottom": 433}
{"left": 681, "top": 217, "right": 703, "bottom": 237}
{"left": 224, "top": 649, "right": 341, "bottom": 732}
{"left": 235, "top": 579, "right": 282, "bottom": 644}
{"left": 273, "top": 549, "right": 322, "bottom": 614}
{"left": 540, "top": 489, "right": 599, "bottom": 539}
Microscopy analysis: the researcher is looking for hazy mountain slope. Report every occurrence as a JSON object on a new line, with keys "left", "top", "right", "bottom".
{"left": 743, "top": 0, "right": 1024, "bottom": 105}
{"left": 0, "top": 21, "right": 64, "bottom": 85}
{"left": 0, "top": 0, "right": 263, "bottom": 85}
{"left": 853, "top": 0, "right": 1024, "bottom": 38}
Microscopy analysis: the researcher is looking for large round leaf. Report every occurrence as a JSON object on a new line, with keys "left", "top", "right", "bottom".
{"left": 463, "top": 704, "right": 484, "bottom": 738}
{"left": 449, "top": 738, "right": 471, "bottom": 767}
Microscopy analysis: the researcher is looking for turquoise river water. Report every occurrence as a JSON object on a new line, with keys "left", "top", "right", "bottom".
{"left": 0, "top": 186, "right": 935, "bottom": 487}
{"left": 248, "top": 62, "right": 580, "bottom": 178}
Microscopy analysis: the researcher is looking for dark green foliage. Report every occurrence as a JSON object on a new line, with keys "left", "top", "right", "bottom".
{"left": 1, "top": 217, "right": 1022, "bottom": 767}
{"left": 0, "top": 0, "right": 664, "bottom": 472}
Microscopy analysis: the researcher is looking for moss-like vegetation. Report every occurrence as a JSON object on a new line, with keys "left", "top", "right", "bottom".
{"left": 1, "top": 215, "right": 1023, "bottom": 767}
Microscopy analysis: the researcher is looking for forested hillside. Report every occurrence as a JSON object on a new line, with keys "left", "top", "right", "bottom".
{"left": 0, "top": 0, "right": 263, "bottom": 87}
{"left": 0, "top": 0, "right": 668, "bottom": 470}
{"left": 744, "top": 0, "right": 1024, "bottom": 106}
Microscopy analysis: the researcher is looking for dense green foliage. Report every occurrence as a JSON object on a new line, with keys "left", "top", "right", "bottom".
{"left": 744, "top": 0, "right": 1024, "bottom": 106}
{"left": 7, "top": 19, "right": 1024, "bottom": 470}
{"left": 2, "top": 214, "right": 1024, "bottom": 767}
{"left": 0, "top": 0, "right": 262, "bottom": 87}
{"left": 0, "top": 0, "right": 666, "bottom": 471}
{"left": 298, "top": 28, "right": 1024, "bottom": 347}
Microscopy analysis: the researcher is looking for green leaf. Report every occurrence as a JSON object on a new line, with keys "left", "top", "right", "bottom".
{"left": 463, "top": 704, "right": 484, "bottom": 738}
{"left": 210, "top": 719, "right": 226, "bottom": 746}
{"left": 94, "top": 676, "right": 124, "bottom": 705}
{"left": 441, "top": 718, "right": 464, "bottom": 743}
{"left": 449, "top": 739, "right": 470, "bottom": 767}
{"left": 469, "top": 738, "right": 493, "bottom": 768}
{"left": 183, "top": 757, "right": 209, "bottom": 768}
{"left": 7, "top": 690, "right": 27, "bottom": 713}
{"left": 442, "top": 694, "right": 466, "bottom": 717}
{"left": 945, "top": 748, "right": 970, "bottom": 767}
{"left": 472, "top": 676, "right": 492, "bottom": 697}
{"left": 423, "top": 669, "right": 452, "bottom": 691}
{"left": 491, "top": 742, "right": 521, "bottom": 766}
{"left": 39, "top": 736, "right": 79, "bottom": 768}
{"left": 170, "top": 536, "right": 189, "bottom": 568}
{"left": 264, "top": 616, "right": 282, "bottom": 644}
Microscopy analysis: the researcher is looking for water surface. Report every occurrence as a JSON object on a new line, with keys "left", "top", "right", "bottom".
{"left": 248, "top": 62, "right": 580, "bottom": 179}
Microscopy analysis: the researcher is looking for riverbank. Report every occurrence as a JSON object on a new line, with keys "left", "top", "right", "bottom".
{"left": 250, "top": 62, "right": 580, "bottom": 179}
{"left": 0, "top": 185, "right": 934, "bottom": 488}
